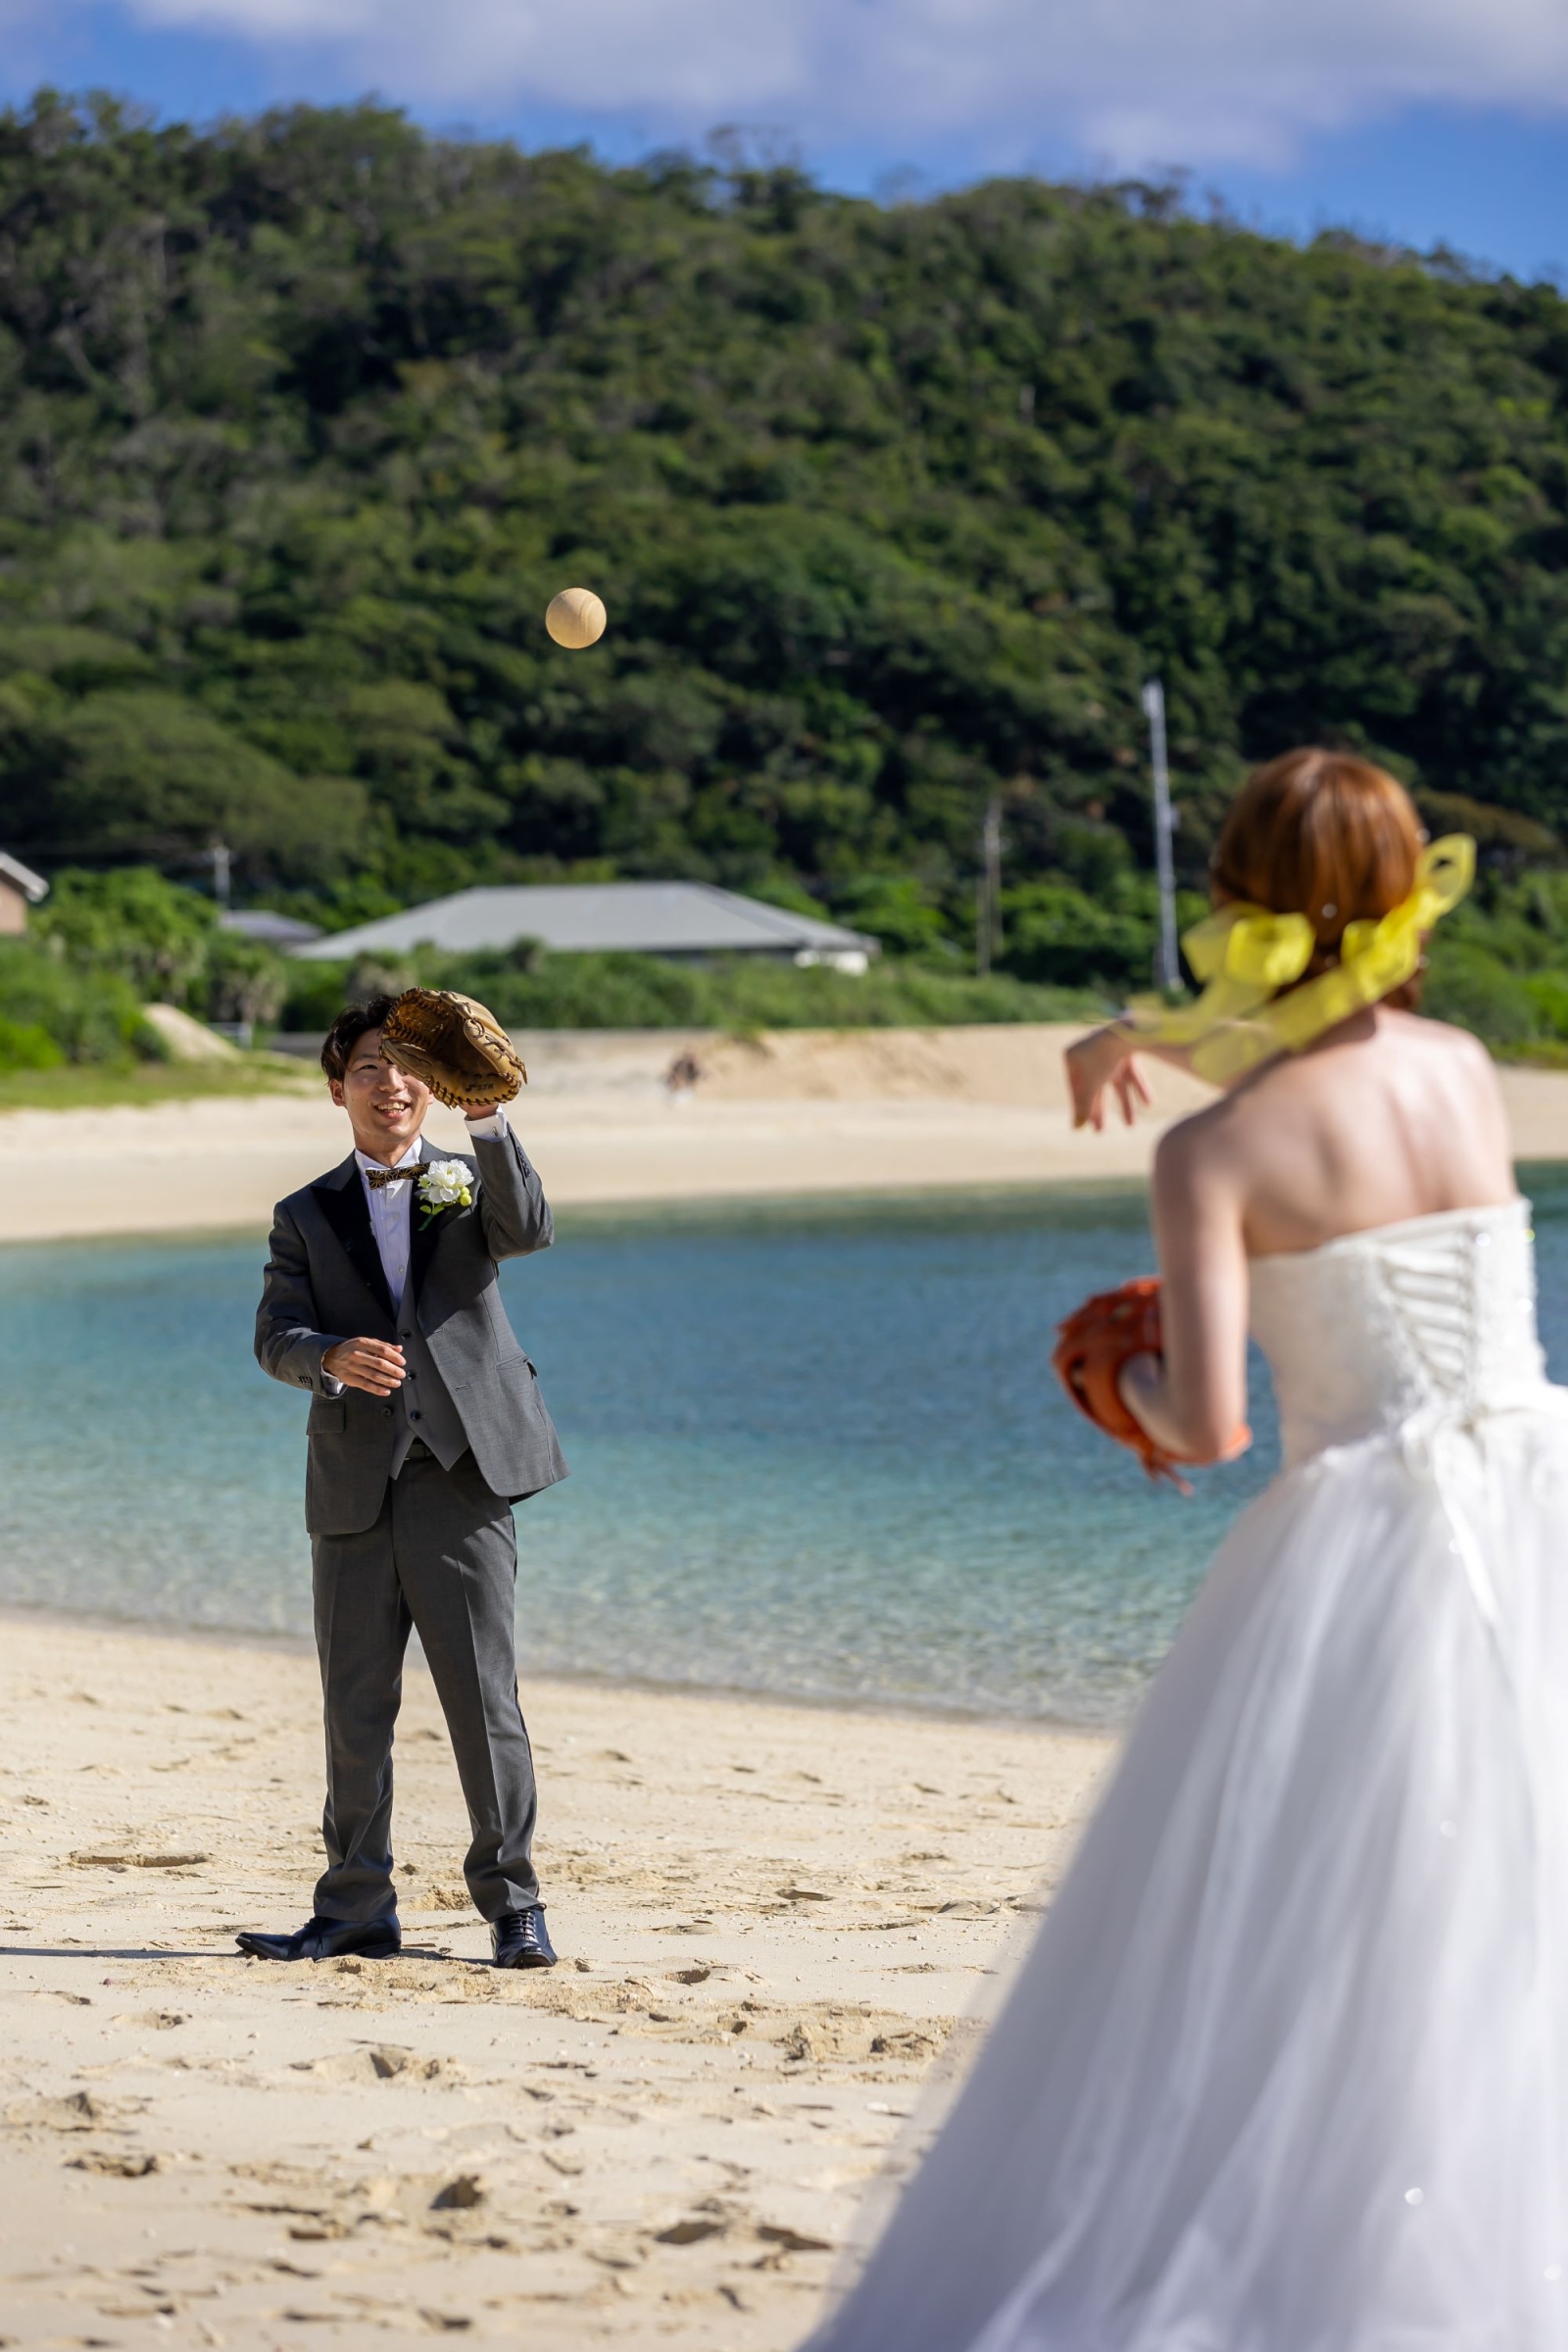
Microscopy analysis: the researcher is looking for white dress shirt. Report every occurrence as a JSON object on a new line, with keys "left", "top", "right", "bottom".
{"left": 320, "top": 1115, "right": 509, "bottom": 1402}
{"left": 356, "top": 1138, "right": 417, "bottom": 1315}
{"left": 353, "top": 1110, "right": 507, "bottom": 1314}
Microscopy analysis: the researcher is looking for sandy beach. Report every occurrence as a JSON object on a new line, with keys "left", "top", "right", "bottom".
{"left": 5, "top": 1023, "right": 1568, "bottom": 1245}
{"left": 0, "top": 1616, "right": 1109, "bottom": 2350}
{"left": 0, "top": 1023, "right": 1193, "bottom": 1244}
{"left": 5, "top": 1019, "right": 1565, "bottom": 2349}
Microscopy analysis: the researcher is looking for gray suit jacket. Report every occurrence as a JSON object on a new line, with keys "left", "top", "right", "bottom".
{"left": 256, "top": 1128, "right": 568, "bottom": 1536}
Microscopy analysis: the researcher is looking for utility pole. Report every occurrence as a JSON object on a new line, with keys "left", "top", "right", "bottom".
{"left": 976, "top": 795, "right": 1003, "bottom": 978}
{"left": 1142, "top": 680, "right": 1179, "bottom": 991}
{"left": 209, "top": 839, "right": 231, "bottom": 912}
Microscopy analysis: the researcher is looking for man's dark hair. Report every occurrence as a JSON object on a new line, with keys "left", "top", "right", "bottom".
{"left": 320, "top": 996, "right": 398, "bottom": 1085}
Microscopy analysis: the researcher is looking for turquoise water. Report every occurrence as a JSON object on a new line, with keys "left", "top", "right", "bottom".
{"left": 5, "top": 1175, "right": 1567, "bottom": 1726}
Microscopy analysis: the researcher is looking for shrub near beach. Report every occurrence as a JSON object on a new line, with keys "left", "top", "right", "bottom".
{"left": 18, "top": 852, "right": 1568, "bottom": 1063}
{"left": 0, "top": 868, "right": 291, "bottom": 1071}
{"left": 0, "top": 936, "right": 151, "bottom": 1068}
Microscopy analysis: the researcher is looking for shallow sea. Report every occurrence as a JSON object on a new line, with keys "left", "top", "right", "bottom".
{"left": 5, "top": 1172, "right": 1567, "bottom": 1727}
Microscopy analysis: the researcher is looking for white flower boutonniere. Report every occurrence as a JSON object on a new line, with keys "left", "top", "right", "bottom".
{"left": 417, "top": 1158, "right": 474, "bottom": 1226}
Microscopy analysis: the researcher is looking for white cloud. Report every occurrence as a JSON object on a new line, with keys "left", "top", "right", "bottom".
{"left": 49, "top": 0, "right": 1568, "bottom": 172}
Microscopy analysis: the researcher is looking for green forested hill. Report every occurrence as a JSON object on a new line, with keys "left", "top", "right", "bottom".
{"left": 3, "top": 93, "right": 1568, "bottom": 993}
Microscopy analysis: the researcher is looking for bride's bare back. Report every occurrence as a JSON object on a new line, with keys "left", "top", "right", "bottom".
{"left": 1184, "top": 1004, "right": 1513, "bottom": 1259}
{"left": 1070, "top": 1006, "right": 1516, "bottom": 1465}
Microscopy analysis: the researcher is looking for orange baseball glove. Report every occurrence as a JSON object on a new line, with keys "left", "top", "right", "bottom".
{"left": 1053, "top": 1277, "right": 1246, "bottom": 1491}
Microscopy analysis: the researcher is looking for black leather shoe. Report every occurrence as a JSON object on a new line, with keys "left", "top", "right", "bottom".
{"left": 236, "top": 1911, "right": 401, "bottom": 1962}
{"left": 491, "top": 1906, "right": 557, "bottom": 1969}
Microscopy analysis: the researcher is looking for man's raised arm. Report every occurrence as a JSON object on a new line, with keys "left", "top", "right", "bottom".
{"left": 463, "top": 1112, "right": 553, "bottom": 1262}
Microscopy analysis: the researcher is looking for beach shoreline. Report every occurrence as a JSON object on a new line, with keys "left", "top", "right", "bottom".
{"left": 0, "top": 1599, "right": 1121, "bottom": 1738}
{"left": 0, "top": 1614, "right": 1111, "bottom": 2349}
{"left": 0, "top": 1023, "right": 1203, "bottom": 1244}
{"left": 4, "top": 1022, "right": 1568, "bottom": 1245}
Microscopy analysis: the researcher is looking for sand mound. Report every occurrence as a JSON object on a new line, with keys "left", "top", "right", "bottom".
{"left": 141, "top": 1003, "right": 242, "bottom": 1061}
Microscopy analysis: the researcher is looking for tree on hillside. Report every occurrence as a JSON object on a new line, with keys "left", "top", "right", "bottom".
{"left": 0, "top": 91, "right": 1565, "bottom": 972}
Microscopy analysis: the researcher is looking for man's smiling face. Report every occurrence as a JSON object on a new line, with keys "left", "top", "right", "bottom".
{"left": 329, "top": 1030, "right": 432, "bottom": 1163}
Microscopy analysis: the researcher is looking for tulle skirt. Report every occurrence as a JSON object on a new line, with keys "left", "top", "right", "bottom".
{"left": 805, "top": 1415, "right": 1568, "bottom": 2352}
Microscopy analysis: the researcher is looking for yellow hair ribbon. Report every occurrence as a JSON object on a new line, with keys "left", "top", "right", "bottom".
{"left": 1124, "top": 904, "right": 1314, "bottom": 1058}
{"left": 1253, "top": 834, "right": 1475, "bottom": 1067}
{"left": 1126, "top": 834, "right": 1475, "bottom": 1084}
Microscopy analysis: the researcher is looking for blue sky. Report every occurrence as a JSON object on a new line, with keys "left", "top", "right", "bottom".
{"left": 5, "top": 0, "right": 1567, "bottom": 284}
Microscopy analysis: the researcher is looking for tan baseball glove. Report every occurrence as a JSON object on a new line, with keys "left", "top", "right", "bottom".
{"left": 378, "top": 989, "right": 526, "bottom": 1110}
{"left": 1053, "top": 1276, "right": 1239, "bottom": 1491}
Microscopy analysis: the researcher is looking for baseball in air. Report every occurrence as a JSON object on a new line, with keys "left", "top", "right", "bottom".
{"left": 545, "top": 587, "right": 607, "bottom": 649}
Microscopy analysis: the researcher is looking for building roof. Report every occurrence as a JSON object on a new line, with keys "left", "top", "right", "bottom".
{"left": 220, "top": 909, "right": 323, "bottom": 949}
{"left": 0, "top": 850, "right": 48, "bottom": 904}
{"left": 291, "top": 881, "right": 877, "bottom": 963}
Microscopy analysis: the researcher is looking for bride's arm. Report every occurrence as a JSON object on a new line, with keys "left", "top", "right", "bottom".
{"left": 1066, "top": 1022, "right": 1205, "bottom": 1132}
{"left": 1118, "top": 1115, "right": 1251, "bottom": 1465}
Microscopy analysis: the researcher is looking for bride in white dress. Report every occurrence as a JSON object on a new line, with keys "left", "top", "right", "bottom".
{"left": 805, "top": 749, "right": 1568, "bottom": 2352}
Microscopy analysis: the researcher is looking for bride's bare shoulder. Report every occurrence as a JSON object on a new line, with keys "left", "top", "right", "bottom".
{"left": 1149, "top": 1083, "right": 1247, "bottom": 1192}
{"left": 1387, "top": 1007, "right": 1489, "bottom": 1051}
{"left": 1384, "top": 1009, "right": 1506, "bottom": 1098}
{"left": 1158, "top": 1010, "right": 1503, "bottom": 1173}
{"left": 1250, "top": 1006, "right": 1496, "bottom": 1099}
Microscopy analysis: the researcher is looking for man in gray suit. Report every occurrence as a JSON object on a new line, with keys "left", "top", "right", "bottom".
{"left": 240, "top": 995, "right": 567, "bottom": 1969}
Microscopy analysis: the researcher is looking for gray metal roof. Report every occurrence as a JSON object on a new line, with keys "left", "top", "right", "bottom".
{"left": 291, "top": 881, "right": 877, "bottom": 962}
{"left": 0, "top": 850, "right": 48, "bottom": 904}
{"left": 220, "top": 909, "right": 323, "bottom": 948}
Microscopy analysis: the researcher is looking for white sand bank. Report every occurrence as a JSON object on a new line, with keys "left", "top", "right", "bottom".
{"left": 3, "top": 1025, "right": 1564, "bottom": 1246}
{"left": 0, "top": 1616, "right": 1109, "bottom": 2349}
{"left": 1, "top": 1023, "right": 1207, "bottom": 1244}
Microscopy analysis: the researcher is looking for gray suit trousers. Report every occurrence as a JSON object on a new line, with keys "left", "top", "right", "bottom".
{"left": 311, "top": 1448, "right": 540, "bottom": 1923}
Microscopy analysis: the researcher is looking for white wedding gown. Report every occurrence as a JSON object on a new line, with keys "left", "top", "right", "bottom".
{"left": 808, "top": 1200, "right": 1568, "bottom": 2352}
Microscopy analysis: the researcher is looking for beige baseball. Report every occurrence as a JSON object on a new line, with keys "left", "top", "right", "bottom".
{"left": 545, "top": 586, "right": 608, "bottom": 649}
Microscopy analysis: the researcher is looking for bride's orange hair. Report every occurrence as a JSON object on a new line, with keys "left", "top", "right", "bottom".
{"left": 1212, "top": 749, "right": 1425, "bottom": 997}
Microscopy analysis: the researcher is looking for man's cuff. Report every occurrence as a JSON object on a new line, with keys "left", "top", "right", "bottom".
{"left": 464, "top": 1108, "right": 509, "bottom": 1141}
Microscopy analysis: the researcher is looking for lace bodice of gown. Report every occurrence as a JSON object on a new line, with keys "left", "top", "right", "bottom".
{"left": 1249, "top": 1199, "right": 1548, "bottom": 1470}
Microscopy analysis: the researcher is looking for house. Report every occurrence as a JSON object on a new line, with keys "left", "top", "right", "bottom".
{"left": 0, "top": 851, "right": 48, "bottom": 935}
{"left": 289, "top": 881, "right": 878, "bottom": 972}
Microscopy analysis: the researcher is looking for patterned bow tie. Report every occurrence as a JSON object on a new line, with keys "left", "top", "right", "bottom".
{"left": 366, "top": 1164, "right": 421, "bottom": 1188}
